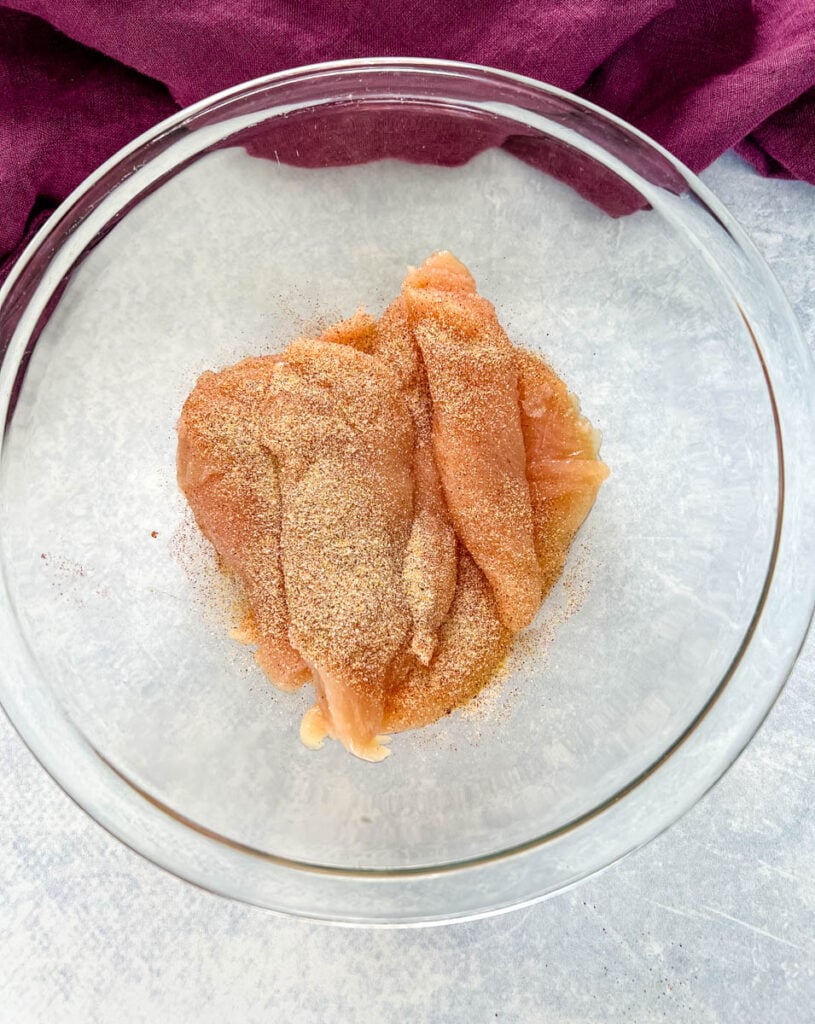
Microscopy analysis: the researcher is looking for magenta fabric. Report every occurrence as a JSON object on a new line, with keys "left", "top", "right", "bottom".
{"left": 1, "top": 0, "right": 814, "bottom": 280}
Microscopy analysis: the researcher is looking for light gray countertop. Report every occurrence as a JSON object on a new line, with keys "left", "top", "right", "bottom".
{"left": 1, "top": 152, "right": 813, "bottom": 1024}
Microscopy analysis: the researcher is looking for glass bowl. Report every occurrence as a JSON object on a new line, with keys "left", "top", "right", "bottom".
{"left": 1, "top": 59, "right": 813, "bottom": 927}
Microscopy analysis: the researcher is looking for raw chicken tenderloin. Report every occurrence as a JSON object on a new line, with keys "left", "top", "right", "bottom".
{"left": 384, "top": 549, "right": 512, "bottom": 731}
{"left": 376, "top": 296, "right": 458, "bottom": 664}
{"left": 262, "top": 339, "right": 414, "bottom": 761}
{"left": 402, "top": 252, "right": 542, "bottom": 632}
{"left": 317, "top": 308, "right": 379, "bottom": 354}
{"left": 515, "top": 349, "right": 609, "bottom": 594}
{"left": 176, "top": 357, "right": 309, "bottom": 689}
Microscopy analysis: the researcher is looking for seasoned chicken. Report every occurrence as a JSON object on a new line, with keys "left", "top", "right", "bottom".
{"left": 403, "top": 252, "right": 542, "bottom": 632}
{"left": 176, "top": 357, "right": 309, "bottom": 690}
{"left": 384, "top": 550, "right": 511, "bottom": 731}
{"left": 376, "top": 296, "right": 458, "bottom": 664}
{"left": 317, "top": 308, "right": 379, "bottom": 354}
{"left": 262, "top": 339, "right": 414, "bottom": 761}
{"left": 516, "top": 349, "right": 610, "bottom": 595}
{"left": 176, "top": 252, "right": 608, "bottom": 760}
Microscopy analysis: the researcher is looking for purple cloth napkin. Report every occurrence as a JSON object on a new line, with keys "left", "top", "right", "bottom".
{"left": 1, "top": 0, "right": 814, "bottom": 281}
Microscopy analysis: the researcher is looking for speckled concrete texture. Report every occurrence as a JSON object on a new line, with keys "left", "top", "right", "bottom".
{"left": 1, "top": 153, "right": 813, "bottom": 1023}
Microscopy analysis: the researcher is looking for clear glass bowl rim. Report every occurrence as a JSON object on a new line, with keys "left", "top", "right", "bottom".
{"left": 1, "top": 57, "right": 814, "bottom": 925}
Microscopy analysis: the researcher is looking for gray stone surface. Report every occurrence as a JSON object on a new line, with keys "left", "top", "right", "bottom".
{"left": 1, "top": 152, "right": 813, "bottom": 1023}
